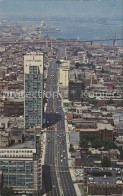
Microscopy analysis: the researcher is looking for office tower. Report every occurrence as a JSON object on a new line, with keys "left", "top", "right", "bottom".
{"left": 69, "top": 81, "right": 85, "bottom": 102}
{"left": 0, "top": 137, "right": 42, "bottom": 195}
{"left": 24, "top": 52, "right": 44, "bottom": 129}
{"left": 59, "top": 60, "right": 70, "bottom": 87}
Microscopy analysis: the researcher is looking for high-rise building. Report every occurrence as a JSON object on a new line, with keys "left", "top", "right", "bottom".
{"left": 59, "top": 60, "right": 70, "bottom": 87}
{"left": 24, "top": 52, "right": 44, "bottom": 129}
{"left": 69, "top": 81, "right": 85, "bottom": 102}
{"left": 0, "top": 136, "right": 42, "bottom": 195}
{"left": 59, "top": 66, "right": 69, "bottom": 86}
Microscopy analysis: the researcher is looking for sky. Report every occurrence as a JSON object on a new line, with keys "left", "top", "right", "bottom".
{"left": 0, "top": 0, "right": 122, "bottom": 20}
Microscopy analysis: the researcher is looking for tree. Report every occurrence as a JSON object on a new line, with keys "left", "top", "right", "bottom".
{"left": 102, "top": 68, "right": 110, "bottom": 74}
{"left": 103, "top": 140, "right": 117, "bottom": 150}
{"left": 92, "top": 139, "right": 104, "bottom": 149}
{"left": 79, "top": 134, "right": 118, "bottom": 151}
{"left": 79, "top": 139, "right": 88, "bottom": 148}
{"left": 101, "top": 157, "right": 111, "bottom": 167}
{"left": 79, "top": 134, "right": 101, "bottom": 148}
{"left": 69, "top": 144, "right": 76, "bottom": 153}
{"left": 80, "top": 134, "right": 100, "bottom": 143}
{"left": 88, "top": 98, "right": 98, "bottom": 106}
{"left": 1, "top": 187, "right": 15, "bottom": 196}
{"left": 91, "top": 64, "right": 96, "bottom": 71}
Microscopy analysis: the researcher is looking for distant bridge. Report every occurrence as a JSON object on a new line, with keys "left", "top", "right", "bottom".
{"left": 0, "top": 38, "right": 122, "bottom": 46}
{"left": 81, "top": 38, "right": 123, "bottom": 46}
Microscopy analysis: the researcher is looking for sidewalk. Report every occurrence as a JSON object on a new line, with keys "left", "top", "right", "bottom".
{"left": 41, "top": 132, "right": 46, "bottom": 165}
{"left": 63, "top": 100, "right": 82, "bottom": 196}
{"left": 41, "top": 133, "right": 47, "bottom": 196}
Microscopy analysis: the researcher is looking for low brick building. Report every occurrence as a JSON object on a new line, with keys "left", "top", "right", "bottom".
{"left": 84, "top": 167, "right": 123, "bottom": 195}
{"left": 3, "top": 100, "right": 24, "bottom": 117}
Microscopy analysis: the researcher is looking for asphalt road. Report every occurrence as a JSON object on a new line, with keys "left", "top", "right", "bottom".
{"left": 43, "top": 61, "right": 60, "bottom": 196}
{"left": 43, "top": 48, "right": 76, "bottom": 196}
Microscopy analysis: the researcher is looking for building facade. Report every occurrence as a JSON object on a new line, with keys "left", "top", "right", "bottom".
{"left": 24, "top": 52, "right": 44, "bottom": 129}
{"left": 84, "top": 168, "right": 122, "bottom": 195}
{"left": 59, "top": 66, "right": 69, "bottom": 86}
{"left": 0, "top": 139, "right": 42, "bottom": 195}
{"left": 0, "top": 170, "right": 3, "bottom": 194}
{"left": 69, "top": 81, "right": 85, "bottom": 102}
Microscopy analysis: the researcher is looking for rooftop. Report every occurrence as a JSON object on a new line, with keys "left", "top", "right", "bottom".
{"left": 1, "top": 140, "right": 36, "bottom": 149}
{"left": 97, "top": 123, "right": 113, "bottom": 130}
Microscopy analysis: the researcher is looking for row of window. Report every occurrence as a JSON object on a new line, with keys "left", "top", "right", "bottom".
{"left": 0, "top": 155, "right": 33, "bottom": 158}
{"left": 25, "top": 76, "right": 42, "bottom": 79}
{"left": 25, "top": 115, "right": 41, "bottom": 117}
{"left": 4, "top": 178, "right": 33, "bottom": 182}
{"left": 0, "top": 150, "right": 33, "bottom": 153}
{"left": 3, "top": 182, "right": 34, "bottom": 187}
{"left": 4, "top": 175, "right": 33, "bottom": 178}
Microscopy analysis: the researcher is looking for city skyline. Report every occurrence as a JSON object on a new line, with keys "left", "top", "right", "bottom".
{"left": 0, "top": 0, "right": 123, "bottom": 196}
{"left": 0, "top": 0, "right": 122, "bottom": 42}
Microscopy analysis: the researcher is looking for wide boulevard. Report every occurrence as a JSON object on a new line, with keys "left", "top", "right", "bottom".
{"left": 43, "top": 48, "right": 77, "bottom": 196}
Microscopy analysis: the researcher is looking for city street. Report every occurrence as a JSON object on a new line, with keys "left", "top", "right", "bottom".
{"left": 43, "top": 50, "right": 77, "bottom": 196}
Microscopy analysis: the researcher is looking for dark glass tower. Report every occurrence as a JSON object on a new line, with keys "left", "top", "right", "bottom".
{"left": 24, "top": 52, "right": 44, "bottom": 129}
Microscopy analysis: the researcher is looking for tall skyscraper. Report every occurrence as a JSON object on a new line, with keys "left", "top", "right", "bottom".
{"left": 24, "top": 52, "right": 44, "bottom": 129}
{"left": 69, "top": 81, "right": 85, "bottom": 102}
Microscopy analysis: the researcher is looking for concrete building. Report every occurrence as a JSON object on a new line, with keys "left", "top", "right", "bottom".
{"left": 84, "top": 167, "right": 122, "bottom": 195}
{"left": 0, "top": 136, "right": 42, "bottom": 195}
{"left": 58, "top": 60, "right": 70, "bottom": 98}
{"left": 2, "top": 99, "right": 24, "bottom": 117}
{"left": 0, "top": 131, "right": 11, "bottom": 147}
{"left": 24, "top": 52, "right": 44, "bottom": 129}
{"left": 0, "top": 117, "right": 9, "bottom": 129}
{"left": 73, "top": 120, "right": 114, "bottom": 141}
{"left": 78, "top": 51, "right": 88, "bottom": 64}
{"left": 59, "top": 66, "right": 69, "bottom": 87}
{"left": 69, "top": 81, "right": 85, "bottom": 102}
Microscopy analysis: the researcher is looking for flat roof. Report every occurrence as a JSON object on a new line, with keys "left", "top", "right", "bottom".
{"left": 5, "top": 141, "right": 36, "bottom": 149}
{"left": 0, "top": 118, "right": 9, "bottom": 124}
{"left": 97, "top": 123, "right": 113, "bottom": 130}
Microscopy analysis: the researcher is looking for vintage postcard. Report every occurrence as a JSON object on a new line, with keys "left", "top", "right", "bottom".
{"left": 0, "top": 0, "right": 122, "bottom": 196}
